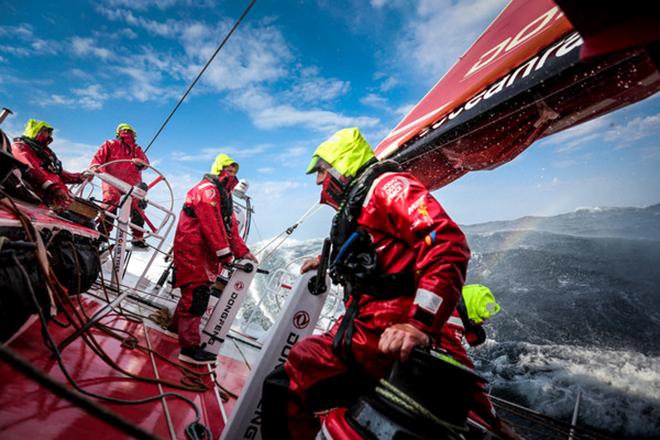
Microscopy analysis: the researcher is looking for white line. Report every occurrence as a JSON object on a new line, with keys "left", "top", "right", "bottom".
{"left": 208, "top": 364, "right": 228, "bottom": 424}
{"left": 142, "top": 322, "right": 177, "bottom": 440}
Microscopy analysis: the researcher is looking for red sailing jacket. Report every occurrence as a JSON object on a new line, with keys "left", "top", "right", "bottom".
{"left": 172, "top": 176, "right": 249, "bottom": 287}
{"left": 90, "top": 139, "right": 149, "bottom": 201}
{"left": 11, "top": 137, "right": 83, "bottom": 199}
{"left": 350, "top": 171, "right": 470, "bottom": 339}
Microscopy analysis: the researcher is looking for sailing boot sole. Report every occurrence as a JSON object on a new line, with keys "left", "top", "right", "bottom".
{"left": 178, "top": 353, "right": 217, "bottom": 365}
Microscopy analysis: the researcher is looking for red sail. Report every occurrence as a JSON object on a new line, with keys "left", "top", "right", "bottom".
{"left": 375, "top": 0, "right": 660, "bottom": 190}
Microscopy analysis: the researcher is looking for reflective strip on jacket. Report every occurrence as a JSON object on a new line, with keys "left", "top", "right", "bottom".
{"left": 351, "top": 171, "right": 470, "bottom": 339}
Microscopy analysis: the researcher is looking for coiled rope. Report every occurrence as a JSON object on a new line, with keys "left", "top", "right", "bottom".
{"left": 374, "top": 379, "right": 468, "bottom": 435}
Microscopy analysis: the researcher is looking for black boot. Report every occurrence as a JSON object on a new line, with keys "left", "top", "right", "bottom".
{"left": 178, "top": 346, "right": 216, "bottom": 365}
{"left": 131, "top": 239, "right": 149, "bottom": 249}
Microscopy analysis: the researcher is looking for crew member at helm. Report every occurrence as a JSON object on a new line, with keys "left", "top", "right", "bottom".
{"left": 262, "top": 128, "right": 515, "bottom": 439}
{"left": 90, "top": 123, "right": 150, "bottom": 248}
{"left": 11, "top": 119, "right": 87, "bottom": 210}
{"left": 170, "top": 153, "right": 257, "bottom": 365}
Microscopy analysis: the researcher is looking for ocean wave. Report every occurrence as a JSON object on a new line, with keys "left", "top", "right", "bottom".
{"left": 473, "top": 340, "right": 660, "bottom": 437}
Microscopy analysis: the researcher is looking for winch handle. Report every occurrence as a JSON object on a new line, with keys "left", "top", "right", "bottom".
{"left": 226, "top": 261, "right": 270, "bottom": 275}
{"left": 310, "top": 238, "right": 331, "bottom": 295}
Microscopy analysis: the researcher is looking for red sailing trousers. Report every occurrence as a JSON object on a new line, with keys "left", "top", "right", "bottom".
{"left": 170, "top": 283, "right": 211, "bottom": 349}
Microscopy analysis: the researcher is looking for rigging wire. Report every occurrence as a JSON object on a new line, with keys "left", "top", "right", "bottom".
{"left": 252, "top": 201, "right": 321, "bottom": 263}
{"left": 144, "top": 0, "right": 257, "bottom": 154}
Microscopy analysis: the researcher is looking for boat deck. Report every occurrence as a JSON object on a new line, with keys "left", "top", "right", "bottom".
{"left": 0, "top": 296, "right": 257, "bottom": 439}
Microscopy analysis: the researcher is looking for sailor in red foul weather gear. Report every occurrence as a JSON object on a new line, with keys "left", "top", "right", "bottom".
{"left": 170, "top": 154, "right": 257, "bottom": 365}
{"left": 262, "top": 128, "right": 512, "bottom": 439}
{"left": 89, "top": 123, "right": 150, "bottom": 247}
{"left": 11, "top": 119, "right": 87, "bottom": 210}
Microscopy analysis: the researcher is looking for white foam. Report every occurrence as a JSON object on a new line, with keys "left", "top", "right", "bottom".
{"left": 475, "top": 340, "right": 660, "bottom": 436}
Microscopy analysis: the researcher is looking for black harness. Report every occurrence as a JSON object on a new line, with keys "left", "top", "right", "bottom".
{"left": 182, "top": 174, "right": 234, "bottom": 239}
{"left": 326, "top": 160, "right": 417, "bottom": 364}
{"left": 15, "top": 136, "right": 63, "bottom": 175}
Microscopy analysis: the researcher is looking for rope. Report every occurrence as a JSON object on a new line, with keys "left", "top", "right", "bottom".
{"left": 375, "top": 379, "right": 468, "bottom": 435}
{"left": 1, "top": 192, "right": 212, "bottom": 439}
{"left": 144, "top": 0, "right": 256, "bottom": 153}
{"left": 12, "top": 253, "right": 210, "bottom": 440}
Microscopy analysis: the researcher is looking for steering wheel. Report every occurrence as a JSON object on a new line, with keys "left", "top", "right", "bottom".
{"left": 75, "top": 159, "right": 175, "bottom": 242}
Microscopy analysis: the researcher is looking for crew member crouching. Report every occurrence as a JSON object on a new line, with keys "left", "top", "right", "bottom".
{"left": 11, "top": 119, "right": 87, "bottom": 210}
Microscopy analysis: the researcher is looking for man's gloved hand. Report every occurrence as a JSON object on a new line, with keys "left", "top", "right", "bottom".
{"left": 241, "top": 252, "right": 258, "bottom": 263}
{"left": 378, "top": 323, "right": 430, "bottom": 362}
{"left": 300, "top": 257, "right": 320, "bottom": 274}
{"left": 135, "top": 182, "right": 149, "bottom": 209}
{"left": 219, "top": 254, "right": 234, "bottom": 265}
{"left": 48, "top": 186, "right": 73, "bottom": 210}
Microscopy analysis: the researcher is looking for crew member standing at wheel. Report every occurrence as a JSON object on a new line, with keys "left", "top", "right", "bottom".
{"left": 11, "top": 119, "right": 87, "bottom": 210}
{"left": 89, "top": 123, "right": 150, "bottom": 248}
{"left": 170, "top": 153, "right": 257, "bottom": 365}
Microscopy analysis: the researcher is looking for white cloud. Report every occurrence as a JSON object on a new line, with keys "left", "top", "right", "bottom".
{"left": 370, "top": 0, "right": 387, "bottom": 8}
{"left": 285, "top": 76, "right": 350, "bottom": 103}
{"left": 73, "top": 85, "right": 110, "bottom": 109}
{"left": 180, "top": 20, "right": 293, "bottom": 91}
{"left": 96, "top": 7, "right": 184, "bottom": 38}
{"left": 95, "top": 11, "right": 295, "bottom": 92}
{"left": 0, "top": 24, "right": 33, "bottom": 39}
{"left": 552, "top": 159, "right": 577, "bottom": 168}
{"left": 399, "top": 0, "right": 507, "bottom": 80}
{"left": 0, "top": 24, "right": 60, "bottom": 56}
{"left": 0, "top": 45, "right": 30, "bottom": 57}
{"left": 102, "top": 0, "right": 215, "bottom": 11}
{"left": 604, "top": 114, "right": 660, "bottom": 146}
{"left": 541, "top": 112, "right": 660, "bottom": 154}
{"left": 171, "top": 145, "right": 271, "bottom": 162}
{"left": 89, "top": 7, "right": 360, "bottom": 135}
{"left": 640, "top": 146, "right": 660, "bottom": 161}
{"left": 71, "top": 37, "right": 113, "bottom": 60}
{"left": 50, "top": 136, "right": 99, "bottom": 172}
{"left": 43, "top": 84, "right": 109, "bottom": 110}
{"left": 69, "top": 68, "right": 95, "bottom": 81}
{"left": 394, "top": 103, "right": 415, "bottom": 116}
{"left": 286, "top": 147, "right": 307, "bottom": 157}
{"left": 362, "top": 126, "right": 392, "bottom": 146}
{"left": 244, "top": 102, "right": 380, "bottom": 132}
{"left": 360, "top": 93, "right": 389, "bottom": 108}
{"left": 541, "top": 116, "right": 612, "bottom": 153}
{"left": 379, "top": 76, "right": 398, "bottom": 92}
{"left": 30, "top": 38, "right": 60, "bottom": 55}
{"left": 113, "top": 65, "right": 179, "bottom": 102}
{"left": 231, "top": 87, "right": 380, "bottom": 132}
{"left": 250, "top": 180, "right": 301, "bottom": 199}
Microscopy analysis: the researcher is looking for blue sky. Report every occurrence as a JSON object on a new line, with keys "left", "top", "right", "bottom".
{"left": 1, "top": 0, "right": 658, "bottom": 244}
